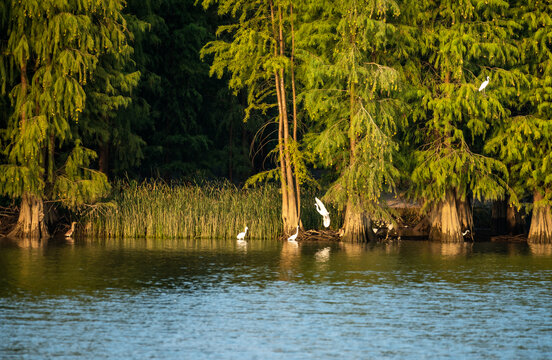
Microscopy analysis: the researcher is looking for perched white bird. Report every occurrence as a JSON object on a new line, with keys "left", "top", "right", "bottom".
{"left": 462, "top": 229, "right": 470, "bottom": 236}
{"left": 237, "top": 226, "right": 248, "bottom": 240}
{"left": 65, "top": 222, "right": 76, "bottom": 237}
{"left": 478, "top": 76, "right": 490, "bottom": 92}
{"left": 314, "top": 197, "right": 330, "bottom": 228}
{"left": 287, "top": 226, "right": 299, "bottom": 242}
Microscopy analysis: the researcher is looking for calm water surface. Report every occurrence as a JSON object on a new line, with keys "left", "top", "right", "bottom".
{"left": 1, "top": 237, "right": 551, "bottom": 359}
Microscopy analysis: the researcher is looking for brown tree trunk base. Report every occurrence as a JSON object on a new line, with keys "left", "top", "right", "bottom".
{"left": 429, "top": 191, "right": 463, "bottom": 243}
{"left": 7, "top": 194, "right": 50, "bottom": 240}
{"left": 456, "top": 197, "right": 473, "bottom": 232}
{"left": 528, "top": 193, "right": 552, "bottom": 244}
{"left": 342, "top": 202, "right": 375, "bottom": 243}
{"left": 506, "top": 205, "right": 525, "bottom": 235}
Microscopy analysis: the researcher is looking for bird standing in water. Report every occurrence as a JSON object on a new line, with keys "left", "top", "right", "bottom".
{"left": 314, "top": 197, "right": 330, "bottom": 228}
{"left": 237, "top": 226, "right": 248, "bottom": 241}
{"left": 65, "top": 222, "right": 76, "bottom": 237}
{"left": 287, "top": 226, "right": 299, "bottom": 242}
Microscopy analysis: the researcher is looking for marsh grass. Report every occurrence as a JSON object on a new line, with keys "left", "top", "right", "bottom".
{"left": 82, "top": 179, "right": 325, "bottom": 239}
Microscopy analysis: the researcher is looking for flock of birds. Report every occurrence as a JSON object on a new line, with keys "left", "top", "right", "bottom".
{"left": 237, "top": 197, "right": 331, "bottom": 244}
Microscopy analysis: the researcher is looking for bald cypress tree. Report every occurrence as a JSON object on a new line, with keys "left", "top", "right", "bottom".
{"left": 485, "top": 1, "right": 552, "bottom": 243}
{"left": 0, "top": 0, "right": 131, "bottom": 238}
{"left": 300, "top": 0, "right": 402, "bottom": 242}
{"left": 200, "top": 0, "right": 303, "bottom": 234}
{"left": 408, "top": 0, "right": 521, "bottom": 242}
{"left": 79, "top": 14, "right": 145, "bottom": 178}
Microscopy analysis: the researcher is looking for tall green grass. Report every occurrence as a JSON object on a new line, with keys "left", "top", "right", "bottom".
{"left": 82, "top": 179, "right": 323, "bottom": 239}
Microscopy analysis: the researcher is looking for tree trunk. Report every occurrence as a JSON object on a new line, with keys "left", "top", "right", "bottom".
{"left": 491, "top": 199, "right": 508, "bottom": 235}
{"left": 342, "top": 199, "right": 373, "bottom": 243}
{"left": 270, "top": 2, "right": 299, "bottom": 234}
{"left": 528, "top": 191, "right": 552, "bottom": 244}
{"left": 456, "top": 197, "right": 473, "bottom": 233}
{"left": 290, "top": 2, "right": 301, "bottom": 222}
{"left": 506, "top": 204, "right": 524, "bottom": 235}
{"left": 99, "top": 143, "right": 109, "bottom": 177}
{"left": 8, "top": 193, "right": 50, "bottom": 240}
{"left": 278, "top": 7, "right": 299, "bottom": 233}
{"left": 429, "top": 190, "right": 463, "bottom": 242}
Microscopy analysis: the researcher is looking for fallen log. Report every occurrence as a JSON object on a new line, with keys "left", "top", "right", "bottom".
{"left": 279, "top": 229, "right": 342, "bottom": 242}
{"left": 490, "top": 234, "right": 527, "bottom": 242}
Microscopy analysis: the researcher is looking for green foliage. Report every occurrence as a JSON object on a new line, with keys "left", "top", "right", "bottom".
{"left": 485, "top": 0, "right": 552, "bottom": 206}
{"left": 53, "top": 140, "right": 110, "bottom": 208}
{"left": 299, "top": 0, "right": 402, "bottom": 219}
{"left": 406, "top": 0, "right": 523, "bottom": 207}
{"left": 82, "top": 180, "right": 320, "bottom": 238}
{"left": 79, "top": 18, "right": 145, "bottom": 177}
{"left": 0, "top": 0, "right": 130, "bottom": 207}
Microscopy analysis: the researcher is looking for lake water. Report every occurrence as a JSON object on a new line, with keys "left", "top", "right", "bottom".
{"left": 1, "top": 237, "right": 551, "bottom": 359}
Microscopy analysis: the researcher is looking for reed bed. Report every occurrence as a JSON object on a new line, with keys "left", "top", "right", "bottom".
{"left": 83, "top": 179, "right": 323, "bottom": 239}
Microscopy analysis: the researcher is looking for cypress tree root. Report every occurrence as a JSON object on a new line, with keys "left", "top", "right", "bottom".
{"left": 7, "top": 194, "right": 50, "bottom": 240}
{"left": 429, "top": 191, "right": 463, "bottom": 243}
{"left": 528, "top": 203, "right": 552, "bottom": 244}
{"left": 342, "top": 204, "right": 375, "bottom": 243}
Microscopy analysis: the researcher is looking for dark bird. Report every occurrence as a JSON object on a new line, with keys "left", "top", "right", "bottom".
{"left": 65, "top": 222, "right": 76, "bottom": 237}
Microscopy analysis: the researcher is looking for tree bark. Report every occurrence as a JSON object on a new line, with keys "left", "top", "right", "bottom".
{"left": 290, "top": 2, "right": 301, "bottom": 221}
{"left": 528, "top": 191, "right": 552, "bottom": 244}
{"left": 8, "top": 193, "right": 50, "bottom": 240}
{"left": 278, "top": 7, "right": 299, "bottom": 233}
{"left": 270, "top": 2, "right": 299, "bottom": 234}
{"left": 456, "top": 196, "right": 473, "bottom": 233}
{"left": 506, "top": 204, "right": 524, "bottom": 235}
{"left": 429, "top": 190, "right": 463, "bottom": 242}
{"left": 342, "top": 199, "right": 374, "bottom": 243}
{"left": 342, "top": 80, "right": 373, "bottom": 242}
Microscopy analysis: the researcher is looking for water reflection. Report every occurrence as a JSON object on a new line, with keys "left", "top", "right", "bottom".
{"left": 1, "top": 238, "right": 552, "bottom": 359}
{"left": 528, "top": 243, "right": 552, "bottom": 256}
{"left": 314, "top": 247, "right": 330, "bottom": 262}
{"left": 435, "top": 242, "right": 472, "bottom": 257}
{"left": 279, "top": 240, "right": 301, "bottom": 280}
{"left": 236, "top": 239, "right": 247, "bottom": 251}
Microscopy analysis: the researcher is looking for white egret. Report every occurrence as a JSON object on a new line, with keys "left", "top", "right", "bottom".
{"left": 478, "top": 76, "right": 490, "bottom": 92}
{"left": 65, "top": 222, "right": 76, "bottom": 237}
{"left": 287, "top": 226, "right": 299, "bottom": 241}
{"left": 237, "top": 226, "right": 248, "bottom": 240}
{"left": 462, "top": 229, "right": 470, "bottom": 236}
{"left": 314, "top": 197, "right": 330, "bottom": 228}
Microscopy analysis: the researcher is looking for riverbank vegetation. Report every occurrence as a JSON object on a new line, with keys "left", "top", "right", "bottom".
{"left": 80, "top": 180, "right": 325, "bottom": 239}
{"left": 1, "top": 0, "right": 551, "bottom": 243}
